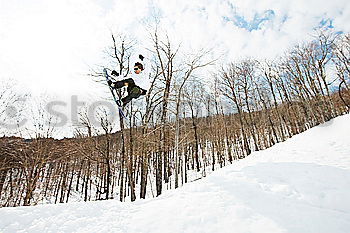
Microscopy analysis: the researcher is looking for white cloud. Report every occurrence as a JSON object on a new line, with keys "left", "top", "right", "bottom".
{"left": 1, "top": 0, "right": 348, "bottom": 91}
{"left": 0, "top": 0, "right": 110, "bottom": 96}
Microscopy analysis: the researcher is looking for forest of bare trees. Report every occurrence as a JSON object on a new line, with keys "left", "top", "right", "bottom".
{"left": 0, "top": 30, "right": 349, "bottom": 207}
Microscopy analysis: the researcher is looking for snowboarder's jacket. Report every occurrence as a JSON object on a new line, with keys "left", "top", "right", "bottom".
{"left": 130, "top": 59, "right": 151, "bottom": 91}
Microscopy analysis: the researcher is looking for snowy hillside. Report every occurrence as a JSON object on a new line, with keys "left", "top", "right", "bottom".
{"left": 1, "top": 114, "right": 350, "bottom": 233}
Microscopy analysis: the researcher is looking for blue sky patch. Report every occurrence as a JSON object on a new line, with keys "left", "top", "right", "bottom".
{"left": 319, "top": 18, "right": 334, "bottom": 29}
{"left": 224, "top": 10, "right": 275, "bottom": 31}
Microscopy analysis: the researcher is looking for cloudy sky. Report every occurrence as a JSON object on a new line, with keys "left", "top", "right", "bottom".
{"left": 0, "top": 0, "right": 349, "bottom": 136}
{"left": 1, "top": 0, "right": 349, "bottom": 95}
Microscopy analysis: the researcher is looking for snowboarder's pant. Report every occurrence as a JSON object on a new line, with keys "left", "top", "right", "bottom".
{"left": 114, "top": 78, "right": 145, "bottom": 105}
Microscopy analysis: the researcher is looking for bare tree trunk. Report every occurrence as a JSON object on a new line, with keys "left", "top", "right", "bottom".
{"left": 66, "top": 162, "right": 76, "bottom": 203}
{"left": 0, "top": 169, "right": 8, "bottom": 199}
{"left": 84, "top": 161, "right": 90, "bottom": 202}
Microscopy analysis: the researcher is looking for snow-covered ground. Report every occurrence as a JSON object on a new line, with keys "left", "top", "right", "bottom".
{"left": 1, "top": 114, "right": 350, "bottom": 233}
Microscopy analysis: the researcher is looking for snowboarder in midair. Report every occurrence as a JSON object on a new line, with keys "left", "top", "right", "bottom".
{"left": 108, "top": 54, "right": 151, "bottom": 107}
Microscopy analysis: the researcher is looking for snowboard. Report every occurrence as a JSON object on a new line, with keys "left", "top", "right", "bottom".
{"left": 103, "top": 68, "right": 127, "bottom": 119}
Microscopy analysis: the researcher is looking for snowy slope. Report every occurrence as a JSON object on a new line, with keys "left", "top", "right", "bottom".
{"left": 1, "top": 114, "right": 350, "bottom": 233}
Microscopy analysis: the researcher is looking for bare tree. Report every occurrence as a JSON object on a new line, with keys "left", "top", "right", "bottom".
{"left": 151, "top": 28, "right": 179, "bottom": 196}
{"left": 333, "top": 33, "right": 350, "bottom": 109}
{"left": 219, "top": 63, "right": 252, "bottom": 156}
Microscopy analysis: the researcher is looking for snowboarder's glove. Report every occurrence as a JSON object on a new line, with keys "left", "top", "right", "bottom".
{"left": 141, "top": 89, "right": 147, "bottom": 95}
{"left": 111, "top": 70, "right": 119, "bottom": 76}
{"left": 107, "top": 80, "right": 115, "bottom": 88}
{"left": 139, "top": 54, "right": 144, "bottom": 61}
